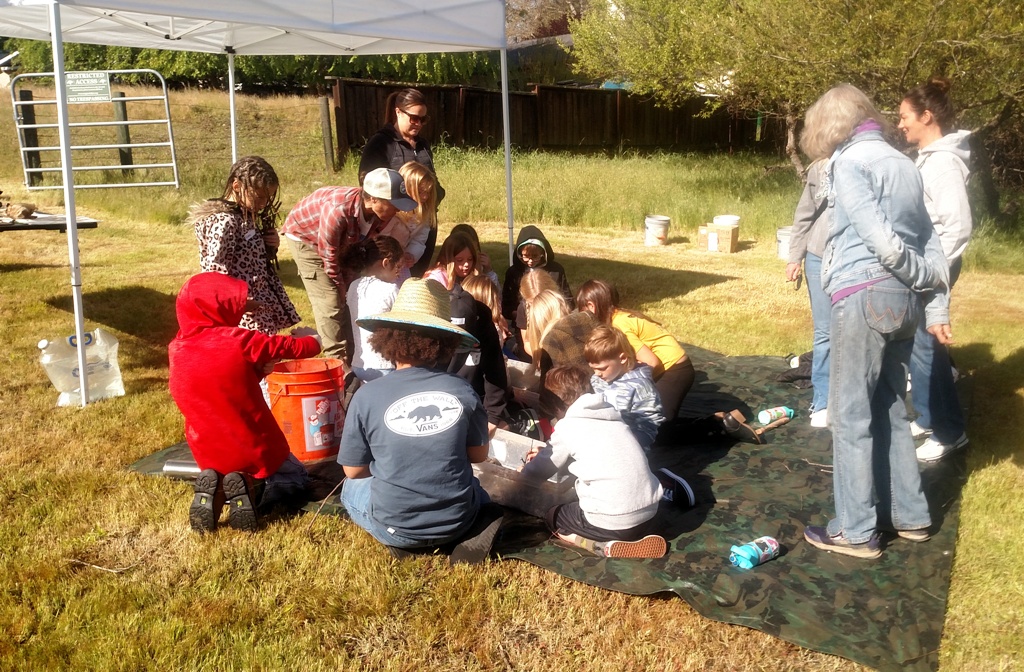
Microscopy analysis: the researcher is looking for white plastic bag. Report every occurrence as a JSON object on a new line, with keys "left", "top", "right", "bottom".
{"left": 38, "top": 327, "right": 125, "bottom": 406}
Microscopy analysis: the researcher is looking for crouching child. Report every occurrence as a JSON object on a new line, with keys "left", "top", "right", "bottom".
{"left": 520, "top": 366, "right": 695, "bottom": 558}
{"left": 585, "top": 325, "right": 665, "bottom": 451}
{"left": 168, "top": 272, "right": 322, "bottom": 533}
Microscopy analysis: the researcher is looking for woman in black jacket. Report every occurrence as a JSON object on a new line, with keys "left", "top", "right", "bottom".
{"left": 359, "top": 88, "right": 445, "bottom": 277}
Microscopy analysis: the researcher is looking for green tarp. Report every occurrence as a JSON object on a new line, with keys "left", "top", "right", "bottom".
{"left": 132, "top": 345, "right": 966, "bottom": 670}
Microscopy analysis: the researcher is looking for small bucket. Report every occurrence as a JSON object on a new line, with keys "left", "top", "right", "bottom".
{"left": 644, "top": 215, "right": 670, "bottom": 246}
{"left": 777, "top": 226, "right": 793, "bottom": 260}
{"left": 266, "top": 358, "right": 346, "bottom": 463}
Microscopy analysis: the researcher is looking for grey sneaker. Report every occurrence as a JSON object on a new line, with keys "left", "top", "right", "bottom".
{"left": 916, "top": 433, "right": 968, "bottom": 463}
{"left": 803, "top": 526, "right": 881, "bottom": 559}
{"left": 895, "top": 528, "right": 931, "bottom": 542}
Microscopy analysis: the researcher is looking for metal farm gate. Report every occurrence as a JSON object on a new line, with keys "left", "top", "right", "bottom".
{"left": 10, "top": 68, "right": 179, "bottom": 190}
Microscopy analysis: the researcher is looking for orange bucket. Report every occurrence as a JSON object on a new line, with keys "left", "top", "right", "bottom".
{"left": 267, "top": 358, "right": 346, "bottom": 463}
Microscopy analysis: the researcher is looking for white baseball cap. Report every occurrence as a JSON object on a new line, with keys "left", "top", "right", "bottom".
{"left": 363, "top": 168, "right": 418, "bottom": 211}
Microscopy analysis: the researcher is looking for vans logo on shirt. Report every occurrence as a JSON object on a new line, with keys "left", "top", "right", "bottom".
{"left": 385, "top": 392, "right": 464, "bottom": 436}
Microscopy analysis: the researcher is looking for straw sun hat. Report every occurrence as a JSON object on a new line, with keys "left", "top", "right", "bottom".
{"left": 356, "top": 278, "right": 479, "bottom": 349}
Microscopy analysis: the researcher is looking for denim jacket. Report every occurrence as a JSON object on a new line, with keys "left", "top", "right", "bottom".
{"left": 821, "top": 130, "right": 950, "bottom": 327}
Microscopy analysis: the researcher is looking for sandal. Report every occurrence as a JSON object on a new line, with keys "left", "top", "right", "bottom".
{"left": 716, "top": 410, "right": 764, "bottom": 445}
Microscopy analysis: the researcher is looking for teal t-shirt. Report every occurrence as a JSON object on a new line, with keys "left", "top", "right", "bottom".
{"left": 338, "top": 366, "right": 488, "bottom": 540}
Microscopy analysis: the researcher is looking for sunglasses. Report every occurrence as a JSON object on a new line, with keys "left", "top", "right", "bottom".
{"left": 400, "top": 109, "right": 428, "bottom": 124}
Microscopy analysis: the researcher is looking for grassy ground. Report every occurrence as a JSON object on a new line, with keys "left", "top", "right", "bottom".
{"left": 1, "top": 88, "right": 1022, "bottom": 670}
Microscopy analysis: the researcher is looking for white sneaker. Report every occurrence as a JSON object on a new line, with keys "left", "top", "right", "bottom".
{"left": 809, "top": 408, "right": 829, "bottom": 428}
{"left": 916, "top": 433, "right": 968, "bottom": 462}
{"left": 910, "top": 420, "right": 932, "bottom": 440}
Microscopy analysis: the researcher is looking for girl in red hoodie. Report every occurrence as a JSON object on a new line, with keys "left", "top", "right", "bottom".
{"left": 169, "top": 272, "right": 321, "bottom": 533}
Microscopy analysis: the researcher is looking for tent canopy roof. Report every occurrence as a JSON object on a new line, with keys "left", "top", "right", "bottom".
{"left": 0, "top": 0, "right": 506, "bottom": 55}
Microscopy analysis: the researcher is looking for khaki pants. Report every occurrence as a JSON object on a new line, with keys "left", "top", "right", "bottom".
{"left": 287, "top": 237, "right": 348, "bottom": 361}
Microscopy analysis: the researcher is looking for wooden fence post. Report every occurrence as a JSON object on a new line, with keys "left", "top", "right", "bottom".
{"left": 455, "top": 87, "right": 466, "bottom": 147}
{"left": 320, "top": 96, "right": 336, "bottom": 172}
{"left": 18, "top": 90, "right": 42, "bottom": 186}
{"left": 533, "top": 84, "right": 543, "bottom": 149}
{"left": 112, "top": 92, "right": 134, "bottom": 175}
{"left": 331, "top": 79, "right": 348, "bottom": 167}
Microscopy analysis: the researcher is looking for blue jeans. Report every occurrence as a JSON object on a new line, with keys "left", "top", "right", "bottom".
{"left": 827, "top": 277, "right": 932, "bottom": 542}
{"left": 909, "top": 257, "right": 964, "bottom": 442}
{"left": 340, "top": 475, "right": 489, "bottom": 549}
{"left": 805, "top": 253, "right": 831, "bottom": 412}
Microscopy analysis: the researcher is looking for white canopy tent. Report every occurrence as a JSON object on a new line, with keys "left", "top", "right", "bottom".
{"left": 0, "top": 0, "right": 515, "bottom": 406}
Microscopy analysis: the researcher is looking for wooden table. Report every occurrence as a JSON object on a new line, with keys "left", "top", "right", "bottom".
{"left": 0, "top": 213, "right": 99, "bottom": 232}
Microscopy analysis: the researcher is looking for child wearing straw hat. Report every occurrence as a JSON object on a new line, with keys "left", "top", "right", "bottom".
{"left": 337, "top": 278, "right": 493, "bottom": 550}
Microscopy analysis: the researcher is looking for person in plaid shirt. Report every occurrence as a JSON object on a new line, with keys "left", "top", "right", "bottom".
{"left": 281, "top": 168, "right": 416, "bottom": 360}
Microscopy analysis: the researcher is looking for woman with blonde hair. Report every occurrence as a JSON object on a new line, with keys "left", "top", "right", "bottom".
{"left": 462, "top": 274, "right": 512, "bottom": 346}
{"left": 521, "top": 289, "right": 596, "bottom": 386}
{"left": 509, "top": 269, "right": 561, "bottom": 361}
{"left": 524, "top": 290, "right": 569, "bottom": 361}
{"left": 379, "top": 161, "right": 438, "bottom": 284}
{"left": 799, "top": 84, "right": 951, "bottom": 560}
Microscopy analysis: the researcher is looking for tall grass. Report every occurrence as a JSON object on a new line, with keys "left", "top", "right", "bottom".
{"left": 1, "top": 87, "right": 1022, "bottom": 671}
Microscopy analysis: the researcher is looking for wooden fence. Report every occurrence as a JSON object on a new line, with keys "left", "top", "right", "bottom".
{"left": 328, "top": 77, "right": 784, "bottom": 158}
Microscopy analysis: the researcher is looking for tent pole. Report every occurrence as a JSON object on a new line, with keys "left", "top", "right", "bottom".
{"left": 48, "top": 0, "right": 89, "bottom": 407}
{"left": 227, "top": 51, "right": 237, "bottom": 163}
{"left": 500, "top": 47, "right": 514, "bottom": 266}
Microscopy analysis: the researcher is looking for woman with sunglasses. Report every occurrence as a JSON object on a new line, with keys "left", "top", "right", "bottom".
{"left": 359, "top": 88, "right": 446, "bottom": 277}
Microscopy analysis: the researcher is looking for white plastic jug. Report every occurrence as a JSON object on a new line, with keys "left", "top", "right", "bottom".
{"left": 38, "top": 328, "right": 125, "bottom": 406}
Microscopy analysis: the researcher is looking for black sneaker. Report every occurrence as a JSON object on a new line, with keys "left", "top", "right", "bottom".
{"left": 656, "top": 468, "right": 696, "bottom": 508}
{"left": 189, "top": 469, "right": 222, "bottom": 534}
{"left": 223, "top": 471, "right": 259, "bottom": 532}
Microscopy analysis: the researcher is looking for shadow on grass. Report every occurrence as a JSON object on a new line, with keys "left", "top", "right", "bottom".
{"left": 487, "top": 247, "right": 735, "bottom": 306}
{"left": 957, "top": 341, "right": 1024, "bottom": 470}
{"left": 45, "top": 286, "right": 178, "bottom": 370}
{"left": 0, "top": 262, "right": 63, "bottom": 273}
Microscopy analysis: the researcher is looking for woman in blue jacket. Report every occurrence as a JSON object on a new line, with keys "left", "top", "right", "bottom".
{"left": 799, "top": 85, "right": 951, "bottom": 560}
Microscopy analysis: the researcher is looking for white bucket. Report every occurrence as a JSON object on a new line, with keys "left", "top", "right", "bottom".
{"left": 777, "top": 226, "right": 793, "bottom": 260}
{"left": 644, "top": 215, "right": 670, "bottom": 246}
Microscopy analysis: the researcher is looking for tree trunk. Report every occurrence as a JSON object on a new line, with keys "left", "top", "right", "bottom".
{"left": 969, "top": 131, "right": 1005, "bottom": 226}
{"left": 784, "top": 113, "right": 805, "bottom": 179}
{"left": 971, "top": 99, "right": 1016, "bottom": 227}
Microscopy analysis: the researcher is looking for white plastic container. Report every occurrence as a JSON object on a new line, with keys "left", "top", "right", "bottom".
{"left": 713, "top": 214, "right": 740, "bottom": 227}
{"left": 38, "top": 328, "right": 125, "bottom": 406}
{"left": 777, "top": 226, "right": 793, "bottom": 260}
{"left": 644, "top": 215, "right": 670, "bottom": 246}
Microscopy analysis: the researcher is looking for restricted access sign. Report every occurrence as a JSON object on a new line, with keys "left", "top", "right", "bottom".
{"left": 65, "top": 71, "right": 111, "bottom": 104}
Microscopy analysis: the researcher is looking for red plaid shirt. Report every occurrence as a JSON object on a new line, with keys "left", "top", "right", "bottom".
{"left": 281, "top": 187, "right": 386, "bottom": 287}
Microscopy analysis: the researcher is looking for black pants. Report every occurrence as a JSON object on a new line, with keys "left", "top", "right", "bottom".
{"left": 546, "top": 501, "right": 658, "bottom": 542}
{"left": 657, "top": 355, "right": 695, "bottom": 421}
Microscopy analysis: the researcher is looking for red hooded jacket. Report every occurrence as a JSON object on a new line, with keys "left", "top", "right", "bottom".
{"left": 168, "top": 273, "right": 321, "bottom": 478}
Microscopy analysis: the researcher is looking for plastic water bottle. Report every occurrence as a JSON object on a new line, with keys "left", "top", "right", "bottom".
{"left": 729, "top": 536, "right": 781, "bottom": 569}
{"left": 757, "top": 406, "right": 794, "bottom": 424}
{"left": 38, "top": 328, "right": 125, "bottom": 406}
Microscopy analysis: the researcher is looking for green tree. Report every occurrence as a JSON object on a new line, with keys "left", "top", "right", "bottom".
{"left": 6, "top": 39, "right": 499, "bottom": 90}
{"left": 572, "top": 0, "right": 1024, "bottom": 219}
